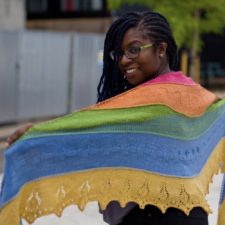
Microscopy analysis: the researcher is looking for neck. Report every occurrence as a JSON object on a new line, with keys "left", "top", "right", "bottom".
{"left": 157, "top": 64, "right": 171, "bottom": 77}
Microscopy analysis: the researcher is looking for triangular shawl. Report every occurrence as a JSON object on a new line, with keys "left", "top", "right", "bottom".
{"left": 0, "top": 71, "right": 225, "bottom": 225}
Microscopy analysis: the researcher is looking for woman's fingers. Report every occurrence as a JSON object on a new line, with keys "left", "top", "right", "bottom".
{"left": 6, "top": 123, "right": 33, "bottom": 145}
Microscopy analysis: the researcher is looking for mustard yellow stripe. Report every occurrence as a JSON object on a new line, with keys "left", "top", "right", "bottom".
{"left": 1, "top": 138, "right": 225, "bottom": 225}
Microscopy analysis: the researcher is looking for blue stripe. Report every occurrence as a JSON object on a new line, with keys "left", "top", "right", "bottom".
{"left": 0, "top": 112, "right": 225, "bottom": 207}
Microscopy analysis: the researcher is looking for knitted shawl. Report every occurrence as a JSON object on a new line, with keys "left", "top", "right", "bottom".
{"left": 0, "top": 71, "right": 225, "bottom": 225}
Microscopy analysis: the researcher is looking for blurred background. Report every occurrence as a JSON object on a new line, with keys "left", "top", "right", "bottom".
{"left": 0, "top": 1, "right": 225, "bottom": 225}
{"left": 0, "top": 0, "right": 225, "bottom": 126}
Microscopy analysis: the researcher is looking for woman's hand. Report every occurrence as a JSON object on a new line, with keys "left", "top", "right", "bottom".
{"left": 6, "top": 123, "right": 33, "bottom": 146}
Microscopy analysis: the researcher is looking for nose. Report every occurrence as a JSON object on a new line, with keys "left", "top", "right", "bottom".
{"left": 119, "top": 53, "right": 132, "bottom": 65}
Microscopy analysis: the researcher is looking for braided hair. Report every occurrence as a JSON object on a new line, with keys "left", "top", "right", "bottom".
{"left": 97, "top": 11, "right": 178, "bottom": 102}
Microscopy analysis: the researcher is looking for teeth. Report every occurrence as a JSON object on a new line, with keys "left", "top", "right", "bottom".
{"left": 126, "top": 68, "right": 136, "bottom": 74}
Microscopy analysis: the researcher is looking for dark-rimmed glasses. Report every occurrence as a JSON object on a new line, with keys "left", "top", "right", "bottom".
{"left": 109, "top": 43, "right": 154, "bottom": 61}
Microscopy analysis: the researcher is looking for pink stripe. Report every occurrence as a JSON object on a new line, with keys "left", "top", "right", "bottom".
{"left": 142, "top": 71, "right": 196, "bottom": 86}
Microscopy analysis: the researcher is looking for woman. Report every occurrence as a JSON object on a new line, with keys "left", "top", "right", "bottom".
{"left": 5, "top": 11, "right": 223, "bottom": 225}
{"left": 96, "top": 11, "right": 208, "bottom": 225}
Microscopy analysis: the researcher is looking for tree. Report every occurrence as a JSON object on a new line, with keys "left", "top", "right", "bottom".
{"left": 107, "top": 0, "right": 225, "bottom": 80}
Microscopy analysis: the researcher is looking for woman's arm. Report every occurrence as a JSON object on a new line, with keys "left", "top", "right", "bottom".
{"left": 6, "top": 123, "right": 33, "bottom": 145}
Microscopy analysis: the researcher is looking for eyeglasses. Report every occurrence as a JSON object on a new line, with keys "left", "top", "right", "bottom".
{"left": 109, "top": 43, "right": 154, "bottom": 61}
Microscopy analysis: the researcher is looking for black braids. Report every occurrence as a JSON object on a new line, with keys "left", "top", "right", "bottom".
{"left": 167, "top": 37, "right": 178, "bottom": 69}
{"left": 141, "top": 14, "right": 175, "bottom": 35}
{"left": 144, "top": 12, "right": 177, "bottom": 69}
{"left": 140, "top": 13, "right": 178, "bottom": 69}
{"left": 107, "top": 19, "right": 137, "bottom": 96}
{"left": 97, "top": 20, "right": 125, "bottom": 100}
{"left": 103, "top": 14, "right": 139, "bottom": 52}
{"left": 97, "top": 17, "right": 132, "bottom": 100}
{"left": 97, "top": 11, "right": 178, "bottom": 102}
{"left": 97, "top": 16, "right": 140, "bottom": 102}
{"left": 143, "top": 11, "right": 170, "bottom": 27}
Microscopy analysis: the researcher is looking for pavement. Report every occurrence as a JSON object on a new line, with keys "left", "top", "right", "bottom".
{"left": 0, "top": 88, "right": 225, "bottom": 224}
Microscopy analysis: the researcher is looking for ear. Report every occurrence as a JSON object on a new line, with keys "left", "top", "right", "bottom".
{"left": 158, "top": 42, "right": 167, "bottom": 58}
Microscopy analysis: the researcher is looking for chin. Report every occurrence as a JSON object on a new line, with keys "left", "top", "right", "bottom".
{"left": 127, "top": 80, "right": 140, "bottom": 86}
{"left": 127, "top": 78, "right": 145, "bottom": 86}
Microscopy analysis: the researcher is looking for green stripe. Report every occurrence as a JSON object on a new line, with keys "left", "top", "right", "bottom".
{"left": 74, "top": 105, "right": 225, "bottom": 140}
{"left": 21, "top": 99, "right": 225, "bottom": 141}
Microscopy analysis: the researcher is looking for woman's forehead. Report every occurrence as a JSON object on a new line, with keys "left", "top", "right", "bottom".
{"left": 121, "top": 27, "right": 150, "bottom": 46}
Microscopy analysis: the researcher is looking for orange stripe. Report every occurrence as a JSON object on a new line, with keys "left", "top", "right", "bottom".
{"left": 89, "top": 84, "right": 218, "bottom": 117}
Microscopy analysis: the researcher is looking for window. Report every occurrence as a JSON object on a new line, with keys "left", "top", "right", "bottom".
{"left": 92, "top": 0, "right": 103, "bottom": 10}
{"left": 27, "top": 0, "right": 48, "bottom": 13}
{"left": 61, "top": 0, "right": 103, "bottom": 12}
{"left": 61, "top": 0, "right": 75, "bottom": 12}
{"left": 27, "top": 0, "right": 107, "bottom": 19}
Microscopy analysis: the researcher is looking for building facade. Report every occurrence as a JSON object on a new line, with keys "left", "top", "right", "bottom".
{"left": 0, "top": 0, "right": 25, "bottom": 30}
{"left": 26, "top": 0, "right": 110, "bottom": 33}
{"left": 25, "top": 0, "right": 225, "bottom": 88}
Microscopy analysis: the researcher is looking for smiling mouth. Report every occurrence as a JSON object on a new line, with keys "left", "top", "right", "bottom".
{"left": 124, "top": 68, "right": 137, "bottom": 75}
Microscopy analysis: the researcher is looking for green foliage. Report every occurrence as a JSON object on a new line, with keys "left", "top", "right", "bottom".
{"left": 107, "top": 0, "right": 122, "bottom": 9}
{"left": 107, "top": 0, "right": 225, "bottom": 49}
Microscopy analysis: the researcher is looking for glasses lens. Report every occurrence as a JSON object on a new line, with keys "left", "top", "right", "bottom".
{"left": 125, "top": 46, "right": 140, "bottom": 59}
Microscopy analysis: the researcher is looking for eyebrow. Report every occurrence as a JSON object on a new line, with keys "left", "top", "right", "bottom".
{"left": 128, "top": 40, "right": 142, "bottom": 45}
{"left": 122, "top": 40, "right": 142, "bottom": 49}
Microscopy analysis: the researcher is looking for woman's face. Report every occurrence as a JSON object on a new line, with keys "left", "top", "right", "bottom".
{"left": 118, "top": 27, "right": 170, "bottom": 86}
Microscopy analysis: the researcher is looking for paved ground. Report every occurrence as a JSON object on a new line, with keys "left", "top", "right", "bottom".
{"left": 0, "top": 89, "right": 224, "bottom": 224}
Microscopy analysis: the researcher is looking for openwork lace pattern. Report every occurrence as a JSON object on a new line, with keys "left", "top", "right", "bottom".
{"left": 89, "top": 84, "right": 218, "bottom": 117}
{"left": 1, "top": 139, "right": 224, "bottom": 225}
